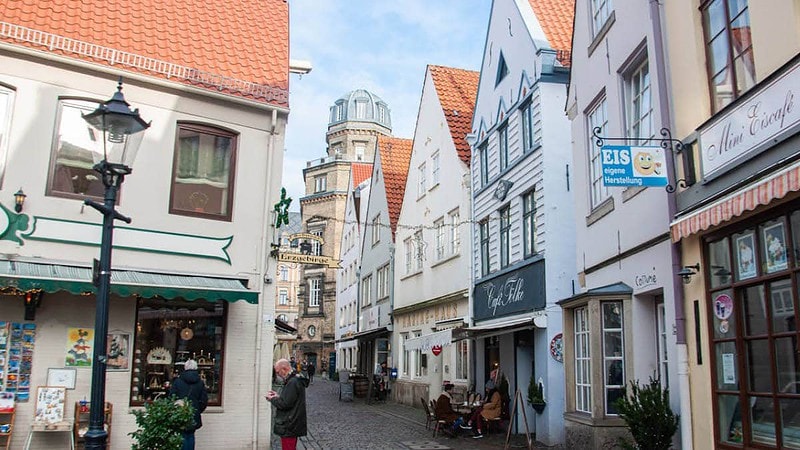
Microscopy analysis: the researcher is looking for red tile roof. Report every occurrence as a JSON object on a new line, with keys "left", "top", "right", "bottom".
{"left": 351, "top": 163, "right": 373, "bottom": 188}
{"left": 0, "top": 0, "right": 289, "bottom": 107}
{"left": 528, "top": 0, "right": 575, "bottom": 67}
{"left": 377, "top": 136, "right": 413, "bottom": 238}
{"left": 429, "top": 65, "right": 479, "bottom": 166}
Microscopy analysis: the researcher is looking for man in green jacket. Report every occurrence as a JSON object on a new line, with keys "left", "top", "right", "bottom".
{"left": 266, "top": 359, "right": 309, "bottom": 450}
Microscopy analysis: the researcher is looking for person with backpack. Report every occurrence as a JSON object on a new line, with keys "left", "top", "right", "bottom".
{"left": 169, "top": 359, "right": 208, "bottom": 450}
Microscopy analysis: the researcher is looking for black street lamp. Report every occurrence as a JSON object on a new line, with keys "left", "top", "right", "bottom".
{"left": 82, "top": 79, "right": 149, "bottom": 450}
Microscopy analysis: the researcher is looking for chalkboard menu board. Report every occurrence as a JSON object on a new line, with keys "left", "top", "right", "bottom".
{"left": 339, "top": 382, "right": 353, "bottom": 402}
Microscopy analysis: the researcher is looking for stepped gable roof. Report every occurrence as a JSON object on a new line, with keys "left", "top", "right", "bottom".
{"left": 1, "top": 0, "right": 289, "bottom": 107}
{"left": 351, "top": 163, "right": 373, "bottom": 188}
{"left": 429, "top": 65, "right": 480, "bottom": 166}
{"left": 528, "top": 0, "right": 575, "bottom": 67}
{"left": 377, "top": 136, "right": 413, "bottom": 238}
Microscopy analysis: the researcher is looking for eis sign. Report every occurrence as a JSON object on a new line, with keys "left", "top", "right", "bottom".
{"left": 600, "top": 145, "right": 668, "bottom": 187}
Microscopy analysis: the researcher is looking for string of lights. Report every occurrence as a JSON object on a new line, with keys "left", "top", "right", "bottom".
{"left": 280, "top": 211, "right": 534, "bottom": 231}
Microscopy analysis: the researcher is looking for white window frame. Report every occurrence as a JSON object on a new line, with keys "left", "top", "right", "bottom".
{"left": 355, "top": 142, "right": 366, "bottom": 161}
{"left": 575, "top": 306, "right": 591, "bottom": 413}
{"left": 308, "top": 278, "right": 321, "bottom": 307}
{"left": 414, "top": 229, "right": 424, "bottom": 271}
{"left": 588, "top": 98, "right": 610, "bottom": 208}
{"left": 361, "top": 275, "right": 372, "bottom": 307}
{"left": 311, "top": 230, "right": 323, "bottom": 256}
{"left": 499, "top": 206, "right": 510, "bottom": 268}
{"left": 602, "top": 301, "right": 624, "bottom": 415}
{"left": 656, "top": 302, "right": 669, "bottom": 387}
{"left": 0, "top": 86, "right": 14, "bottom": 188}
{"left": 404, "top": 237, "right": 414, "bottom": 274}
{"left": 521, "top": 101, "right": 534, "bottom": 152}
{"left": 435, "top": 218, "right": 445, "bottom": 260}
{"left": 480, "top": 220, "right": 490, "bottom": 276}
{"left": 377, "top": 264, "right": 390, "bottom": 299}
{"left": 455, "top": 339, "right": 469, "bottom": 381}
{"left": 479, "top": 142, "right": 488, "bottom": 187}
{"left": 280, "top": 265, "right": 288, "bottom": 282}
{"left": 498, "top": 124, "right": 509, "bottom": 171}
{"left": 432, "top": 151, "right": 440, "bottom": 186}
{"left": 418, "top": 162, "right": 427, "bottom": 198}
{"left": 523, "top": 191, "right": 536, "bottom": 257}
{"left": 402, "top": 333, "right": 410, "bottom": 376}
{"left": 314, "top": 175, "right": 327, "bottom": 193}
{"left": 625, "top": 60, "right": 653, "bottom": 144}
{"left": 449, "top": 209, "right": 460, "bottom": 256}
{"left": 371, "top": 214, "right": 380, "bottom": 245}
{"left": 591, "top": 0, "right": 614, "bottom": 36}
{"left": 279, "top": 289, "right": 288, "bottom": 305}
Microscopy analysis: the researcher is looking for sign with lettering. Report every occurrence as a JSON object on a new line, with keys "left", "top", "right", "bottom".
{"left": 473, "top": 260, "right": 545, "bottom": 321}
{"left": 600, "top": 145, "right": 668, "bottom": 187}
{"left": 276, "top": 252, "right": 341, "bottom": 268}
{"left": 699, "top": 60, "right": 800, "bottom": 179}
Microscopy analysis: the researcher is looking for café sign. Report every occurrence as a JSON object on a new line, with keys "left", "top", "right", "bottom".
{"left": 699, "top": 59, "right": 800, "bottom": 180}
{"left": 473, "top": 259, "right": 545, "bottom": 321}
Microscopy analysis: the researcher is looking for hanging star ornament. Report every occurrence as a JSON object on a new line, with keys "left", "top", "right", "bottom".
{"left": 273, "top": 188, "right": 292, "bottom": 228}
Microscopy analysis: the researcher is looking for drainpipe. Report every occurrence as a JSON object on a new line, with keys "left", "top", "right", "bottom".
{"left": 650, "top": 2, "right": 693, "bottom": 448}
{"left": 252, "top": 108, "right": 280, "bottom": 450}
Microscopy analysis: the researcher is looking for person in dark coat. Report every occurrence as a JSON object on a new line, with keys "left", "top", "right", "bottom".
{"left": 306, "top": 361, "right": 316, "bottom": 384}
{"left": 169, "top": 359, "right": 208, "bottom": 450}
{"left": 266, "top": 358, "right": 309, "bottom": 450}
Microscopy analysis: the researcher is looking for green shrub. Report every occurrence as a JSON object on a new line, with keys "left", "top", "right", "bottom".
{"left": 129, "top": 396, "right": 195, "bottom": 450}
{"left": 614, "top": 376, "right": 679, "bottom": 450}
{"left": 527, "top": 376, "right": 544, "bottom": 404}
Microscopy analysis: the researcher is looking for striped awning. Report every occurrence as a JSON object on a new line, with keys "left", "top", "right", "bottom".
{"left": 671, "top": 160, "right": 800, "bottom": 242}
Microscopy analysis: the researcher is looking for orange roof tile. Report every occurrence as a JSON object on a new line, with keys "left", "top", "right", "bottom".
{"left": 377, "top": 136, "right": 413, "bottom": 238}
{"left": 1, "top": 0, "right": 289, "bottom": 107}
{"left": 351, "top": 163, "right": 373, "bottom": 188}
{"left": 429, "top": 65, "right": 479, "bottom": 166}
{"left": 528, "top": 0, "right": 575, "bottom": 67}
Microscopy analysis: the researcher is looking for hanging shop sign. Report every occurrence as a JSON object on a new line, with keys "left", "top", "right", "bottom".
{"left": 699, "top": 59, "right": 800, "bottom": 180}
{"left": 600, "top": 145, "right": 668, "bottom": 187}
{"left": 276, "top": 252, "right": 341, "bottom": 268}
{"left": 431, "top": 345, "right": 442, "bottom": 356}
{"left": 473, "top": 259, "right": 545, "bottom": 321}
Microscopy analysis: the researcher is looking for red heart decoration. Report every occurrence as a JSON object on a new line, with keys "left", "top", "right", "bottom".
{"left": 431, "top": 345, "right": 442, "bottom": 356}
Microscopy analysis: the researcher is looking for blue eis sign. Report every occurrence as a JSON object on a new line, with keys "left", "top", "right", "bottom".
{"left": 600, "top": 145, "right": 668, "bottom": 187}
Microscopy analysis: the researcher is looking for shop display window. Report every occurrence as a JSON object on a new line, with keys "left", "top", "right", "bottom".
{"left": 130, "top": 297, "right": 226, "bottom": 406}
{"left": 706, "top": 206, "right": 800, "bottom": 448}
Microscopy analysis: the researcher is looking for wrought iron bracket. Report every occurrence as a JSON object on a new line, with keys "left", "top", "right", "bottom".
{"left": 591, "top": 127, "right": 685, "bottom": 193}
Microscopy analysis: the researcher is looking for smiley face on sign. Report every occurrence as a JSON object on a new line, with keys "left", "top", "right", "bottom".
{"left": 431, "top": 345, "right": 442, "bottom": 356}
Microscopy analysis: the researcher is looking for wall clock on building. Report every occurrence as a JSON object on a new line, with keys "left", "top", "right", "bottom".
{"left": 307, "top": 325, "right": 316, "bottom": 338}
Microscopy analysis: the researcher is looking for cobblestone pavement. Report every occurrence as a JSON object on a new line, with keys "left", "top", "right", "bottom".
{"left": 270, "top": 378, "right": 561, "bottom": 450}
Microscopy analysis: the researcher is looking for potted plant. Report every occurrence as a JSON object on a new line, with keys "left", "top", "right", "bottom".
{"left": 129, "top": 396, "right": 195, "bottom": 450}
{"left": 527, "top": 376, "right": 546, "bottom": 414}
{"left": 614, "top": 376, "right": 679, "bottom": 450}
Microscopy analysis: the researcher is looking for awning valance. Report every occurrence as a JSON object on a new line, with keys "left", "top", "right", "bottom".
{"left": 404, "top": 329, "right": 453, "bottom": 351}
{"left": 339, "top": 326, "right": 388, "bottom": 342}
{"left": 453, "top": 315, "right": 545, "bottom": 341}
{"left": 0, "top": 260, "right": 258, "bottom": 304}
{"left": 671, "top": 160, "right": 800, "bottom": 242}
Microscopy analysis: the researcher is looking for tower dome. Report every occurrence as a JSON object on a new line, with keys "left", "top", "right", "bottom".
{"left": 328, "top": 89, "right": 392, "bottom": 130}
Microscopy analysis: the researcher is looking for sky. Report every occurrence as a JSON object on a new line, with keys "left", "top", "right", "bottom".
{"left": 283, "top": 0, "right": 492, "bottom": 211}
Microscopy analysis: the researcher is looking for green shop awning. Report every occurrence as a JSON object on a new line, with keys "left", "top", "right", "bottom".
{"left": 0, "top": 260, "right": 258, "bottom": 304}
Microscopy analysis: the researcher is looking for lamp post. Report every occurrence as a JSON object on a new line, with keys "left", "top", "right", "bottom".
{"left": 82, "top": 79, "right": 149, "bottom": 450}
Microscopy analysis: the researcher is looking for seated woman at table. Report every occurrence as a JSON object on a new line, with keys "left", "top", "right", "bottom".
{"left": 435, "top": 383, "right": 467, "bottom": 432}
{"left": 461, "top": 380, "right": 501, "bottom": 439}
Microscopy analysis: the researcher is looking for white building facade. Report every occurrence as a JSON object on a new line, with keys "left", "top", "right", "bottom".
{"left": 392, "top": 65, "right": 478, "bottom": 407}
{"left": 561, "top": 0, "right": 683, "bottom": 447}
{"left": 466, "top": 0, "right": 575, "bottom": 444}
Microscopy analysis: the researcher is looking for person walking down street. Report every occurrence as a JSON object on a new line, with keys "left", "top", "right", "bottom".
{"left": 169, "top": 359, "right": 208, "bottom": 450}
{"left": 435, "top": 384, "right": 466, "bottom": 434}
{"left": 267, "top": 358, "right": 309, "bottom": 450}
{"left": 307, "top": 361, "right": 316, "bottom": 384}
{"left": 301, "top": 359, "right": 309, "bottom": 378}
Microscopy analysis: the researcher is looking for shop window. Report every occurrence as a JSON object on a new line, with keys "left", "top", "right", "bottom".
{"left": 706, "top": 207, "right": 800, "bottom": 447}
{"left": 170, "top": 123, "right": 237, "bottom": 221}
{"left": 47, "top": 98, "right": 106, "bottom": 200}
{"left": 131, "top": 297, "right": 227, "bottom": 406}
{"left": 564, "top": 295, "right": 631, "bottom": 419}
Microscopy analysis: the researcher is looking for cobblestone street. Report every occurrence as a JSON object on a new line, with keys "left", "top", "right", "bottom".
{"left": 271, "top": 378, "right": 559, "bottom": 450}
